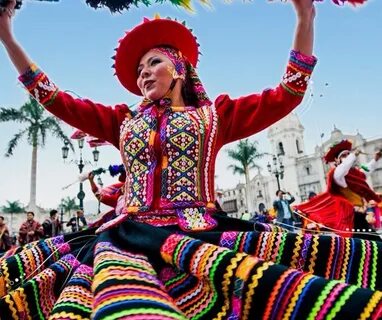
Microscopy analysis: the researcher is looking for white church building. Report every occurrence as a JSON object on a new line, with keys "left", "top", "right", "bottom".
{"left": 220, "top": 113, "right": 382, "bottom": 218}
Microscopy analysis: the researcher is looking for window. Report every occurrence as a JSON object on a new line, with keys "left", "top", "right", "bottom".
{"left": 278, "top": 142, "right": 285, "bottom": 155}
{"left": 223, "top": 200, "right": 238, "bottom": 213}
{"left": 305, "top": 165, "right": 312, "bottom": 176}
{"left": 296, "top": 139, "right": 303, "bottom": 154}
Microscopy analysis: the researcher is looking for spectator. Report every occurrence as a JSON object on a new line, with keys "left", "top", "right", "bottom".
{"left": 42, "top": 209, "right": 62, "bottom": 238}
{"left": 0, "top": 215, "right": 11, "bottom": 253}
{"left": 66, "top": 210, "right": 88, "bottom": 233}
{"left": 18, "top": 211, "right": 44, "bottom": 245}
{"left": 273, "top": 190, "right": 296, "bottom": 231}
{"left": 308, "top": 191, "right": 317, "bottom": 200}
{"left": 241, "top": 210, "right": 251, "bottom": 221}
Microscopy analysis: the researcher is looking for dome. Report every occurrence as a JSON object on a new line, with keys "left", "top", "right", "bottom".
{"left": 330, "top": 125, "right": 343, "bottom": 141}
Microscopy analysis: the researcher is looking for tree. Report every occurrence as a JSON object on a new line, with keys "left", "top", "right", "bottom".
{"left": 227, "top": 139, "right": 265, "bottom": 213}
{"left": 1, "top": 200, "right": 25, "bottom": 213}
{"left": 60, "top": 197, "right": 80, "bottom": 218}
{"left": 0, "top": 97, "right": 73, "bottom": 213}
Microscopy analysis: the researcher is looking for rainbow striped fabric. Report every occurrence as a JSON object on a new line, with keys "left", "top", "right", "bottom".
{"left": 0, "top": 221, "right": 381, "bottom": 319}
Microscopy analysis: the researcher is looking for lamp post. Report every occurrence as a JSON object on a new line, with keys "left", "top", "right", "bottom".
{"left": 267, "top": 154, "right": 284, "bottom": 191}
{"left": 61, "top": 139, "right": 100, "bottom": 211}
{"left": 97, "top": 176, "right": 104, "bottom": 214}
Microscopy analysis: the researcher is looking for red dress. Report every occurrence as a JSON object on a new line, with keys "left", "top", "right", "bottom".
{"left": 295, "top": 167, "right": 381, "bottom": 236}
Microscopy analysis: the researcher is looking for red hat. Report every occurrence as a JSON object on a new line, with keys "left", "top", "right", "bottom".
{"left": 114, "top": 17, "right": 199, "bottom": 96}
{"left": 324, "top": 139, "right": 352, "bottom": 163}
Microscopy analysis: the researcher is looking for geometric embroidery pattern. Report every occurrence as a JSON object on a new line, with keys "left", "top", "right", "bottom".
{"left": 121, "top": 114, "right": 157, "bottom": 210}
{"left": 163, "top": 112, "right": 199, "bottom": 203}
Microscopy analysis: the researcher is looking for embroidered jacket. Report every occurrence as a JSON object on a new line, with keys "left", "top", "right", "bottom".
{"left": 19, "top": 50, "right": 317, "bottom": 231}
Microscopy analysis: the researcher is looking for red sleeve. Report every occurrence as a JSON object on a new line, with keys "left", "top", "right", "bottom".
{"left": 18, "top": 64, "right": 132, "bottom": 148}
{"left": 215, "top": 50, "right": 317, "bottom": 145}
{"left": 98, "top": 193, "right": 120, "bottom": 208}
{"left": 98, "top": 183, "right": 124, "bottom": 207}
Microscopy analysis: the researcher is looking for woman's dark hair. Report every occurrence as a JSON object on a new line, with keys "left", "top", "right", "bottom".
{"left": 181, "top": 73, "right": 198, "bottom": 107}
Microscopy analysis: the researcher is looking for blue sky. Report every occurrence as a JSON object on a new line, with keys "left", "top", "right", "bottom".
{"left": 0, "top": 0, "right": 381, "bottom": 211}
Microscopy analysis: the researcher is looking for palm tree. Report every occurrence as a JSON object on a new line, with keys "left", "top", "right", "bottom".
{"left": 60, "top": 197, "right": 80, "bottom": 220}
{"left": 1, "top": 200, "right": 25, "bottom": 213}
{"left": 227, "top": 139, "right": 264, "bottom": 213}
{"left": 0, "top": 97, "right": 73, "bottom": 213}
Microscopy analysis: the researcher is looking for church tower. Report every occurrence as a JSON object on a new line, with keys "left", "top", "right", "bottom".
{"left": 267, "top": 113, "right": 305, "bottom": 201}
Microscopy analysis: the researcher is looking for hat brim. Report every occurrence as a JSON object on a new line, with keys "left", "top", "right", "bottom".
{"left": 115, "top": 19, "right": 199, "bottom": 96}
{"left": 324, "top": 140, "right": 352, "bottom": 163}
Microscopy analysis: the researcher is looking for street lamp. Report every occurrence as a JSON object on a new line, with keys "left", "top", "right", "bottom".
{"left": 267, "top": 154, "right": 284, "bottom": 191}
{"left": 61, "top": 138, "right": 100, "bottom": 211}
{"left": 61, "top": 141, "right": 69, "bottom": 159}
{"left": 97, "top": 176, "right": 104, "bottom": 214}
{"left": 92, "top": 147, "right": 100, "bottom": 162}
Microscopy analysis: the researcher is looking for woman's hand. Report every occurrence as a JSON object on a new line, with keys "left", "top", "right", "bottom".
{"left": 88, "top": 172, "right": 95, "bottom": 181}
{"left": 0, "top": 0, "right": 16, "bottom": 45}
{"left": 0, "top": 0, "right": 32, "bottom": 74}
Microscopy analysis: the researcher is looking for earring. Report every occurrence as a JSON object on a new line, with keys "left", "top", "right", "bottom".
{"left": 167, "top": 66, "right": 185, "bottom": 81}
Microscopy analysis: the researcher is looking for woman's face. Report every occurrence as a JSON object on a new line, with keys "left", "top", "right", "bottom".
{"left": 335, "top": 150, "right": 350, "bottom": 165}
{"left": 137, "top": 50, "right": 176, "bottom": 101}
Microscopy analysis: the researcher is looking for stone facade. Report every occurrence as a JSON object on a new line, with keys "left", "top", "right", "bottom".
{"left": 220, "top": 113, "right": 382, "bottom": 216}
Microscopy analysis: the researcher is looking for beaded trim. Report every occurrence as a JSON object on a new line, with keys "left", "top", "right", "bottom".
{"left": 19, "top": 64, "right": 59, "bottom": 106}
{"left": 281, "top": 50, "right": 317, "bottom": 97}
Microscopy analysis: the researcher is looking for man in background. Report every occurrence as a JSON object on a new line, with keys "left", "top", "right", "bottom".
{"left": 273, "top": 190, "right": 296, "bottom": 231}
{"left": 19, "top": 212, "right": 44, "bottom": 245}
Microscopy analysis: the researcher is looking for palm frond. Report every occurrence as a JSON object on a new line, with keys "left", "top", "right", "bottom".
{"left": 41, "top": 116, "right": 74, "bottom": 151}
{"left": 227, "top": 139, "right": 264, "bottom": 176}
{"left": 60, "top": 196, "right": 80, "bottom": 212}
{"left": 22, "top": 98, "right": 44, "bottom": 122}
{"left": 227, "top": 164, "right": 245, "bottom": 176}
{"left": 0, "top": 107, "right": 31, "bottom": 124}
{"left": 1, "top": 200, "right": 25, "bottom": 213}
{"left": 5, "top": 129, "right": 27, "bottom": 157}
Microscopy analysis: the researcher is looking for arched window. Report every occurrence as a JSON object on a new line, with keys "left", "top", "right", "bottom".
{"left": 278, "top": 142, "right": 285, "bottom": 155}
{"left": 306, "top": 165, "right": 311, "bottom": 175}
{"left": 296, "top": 139, "right": 303, "bottom": 154}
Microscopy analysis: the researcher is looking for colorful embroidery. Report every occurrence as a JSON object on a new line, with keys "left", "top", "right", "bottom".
{"left": 18, "top": 64, "right": 59, "bottom": 106}
{"left": 176, "top": 207, "right": 217, "bottom": 231}
{"left": 120, "top": 113, "right": 157, "bottom": 211}
{"left": 281, "top": 50, "right": 317, "bottom": 96}
{"left": 118, "top": 105, "right": 219, "bottom": 230}
{"left": 162, "top": 111, "right": 199, "bottom": 203}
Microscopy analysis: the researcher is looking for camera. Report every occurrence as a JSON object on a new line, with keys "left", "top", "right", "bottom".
{"left": 0, "top": 0, "right": 22, "bottom": 10}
